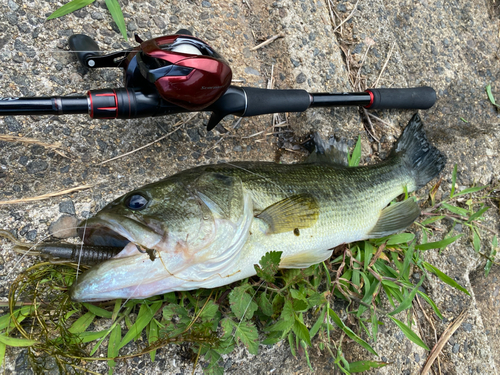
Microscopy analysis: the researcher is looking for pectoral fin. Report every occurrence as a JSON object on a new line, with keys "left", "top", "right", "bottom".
{"left": 367, "top": 199, "right": 420, "bottom": 238}
{"left": 256, "top": 194, "right": 319, "bottom": 234}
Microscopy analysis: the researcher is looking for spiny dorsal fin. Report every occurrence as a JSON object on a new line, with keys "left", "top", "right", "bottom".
{"left": 256, "top": 194, "right": 319, "bottom": 234}
{"left": 367, "top": 199, "right": 420, "bottom": 238}
{"left": 305, "top": 132, "right": 348, "bottom": 166}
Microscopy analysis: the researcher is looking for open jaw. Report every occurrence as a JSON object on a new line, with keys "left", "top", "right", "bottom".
{"left": 71, "top": 216, "right": 172, "bottom": 302}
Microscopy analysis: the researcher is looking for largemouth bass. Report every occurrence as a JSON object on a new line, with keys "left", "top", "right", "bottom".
{"left": 71, "top": 114, "right": 445, "bottom": 302}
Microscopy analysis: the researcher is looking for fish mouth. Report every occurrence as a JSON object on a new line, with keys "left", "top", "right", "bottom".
{"left": 77, "top": 213, "right": 164, "bottom": 259}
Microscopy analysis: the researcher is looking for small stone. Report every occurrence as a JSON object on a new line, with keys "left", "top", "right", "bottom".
{"left": 244, "top": 67, "right": 260, "bottom": 76}
{"left": 202, "top": 1, "right": 211, "bottom": 7}
{"left": 127, "top": 22, "right": 138, "bottom": 32}
{"left": 49, "top": 215, "right": 79, "bottom": 238}
{"left": 26, "top": 230, "right": 37, "bottom": 242}
{"left": 296, "top": 72, "right": 306, "bottom": 84}
{"left": 59, "top": 200, "right": 76, "bottom": 215}
{"left": 462, "top": 322, "right": 472, "bottom": 332}
{"left": 5, "top": 116, "right": 22, "bottom": 132}
{"left": 452, "top": 343, "right": 460, "bottom": 353}
{"left": 26, "top": 160, "right": 48, "bottom": 174}
{"left": 414, "top": 353, "right": 420, "bottom": 363}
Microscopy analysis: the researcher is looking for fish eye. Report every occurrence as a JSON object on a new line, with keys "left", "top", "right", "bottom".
{"left": 125, "top": 193, "right": 149, "bottom": 211}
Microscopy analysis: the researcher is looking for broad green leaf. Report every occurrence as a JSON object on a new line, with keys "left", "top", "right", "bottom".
{"left": 47, "top": 0, "right": 95, "bottom": 20}
{"left": 229, "top": 284, "right": 258, "bottom": 320}
{"left": 268, "top": 300, "right": 295, "bottom": 333}
{"left": 348, "top": 135, "right": 362, "bottom": 167}
{"left": 328, "top": 308, "right": 377, "bottom": 356}
{"left": 292, "top": 317, "right": 311, "bottom": 346}
{"left": 485, "top": 84, "right": 500, "bottom": 108}
{"left": 82, "top": 303, "right": 113, "bottom": 319}
{"left": 198, "top": 300, "right": 219, "bottom": 322}
{"left": 0, "top": 334, "right": 37, "bottom": 347}
{"left": 292, "top": 299, "right": 308, "bottom": 312}
{"left": 225, "top": 319, "right": 259, "bottom": 355}
{"left": 422, "top": 262, "right": 470, "bottom": 295}
{"left": 389, "top": 277, "right": 424, "bottom": 316}
{"left": 454, "top": 185, "right": 488, "bottom": 197}
{"left": 258, "top": 292, "right": 274, "bottom": 317}
{"left": 254, "top": 251, "right": 282, "bottom": 283}
{"left": 450, "top": 164, "right": 457, "bottom": 197}
{"left": 386, "top": 233, "right": 415, "bottom": 245}
{"left": 105, "top": 0, "right": 128, "bottom": 40}
{"left": 348, "top": 360, "right": 389, "bottom": 372}
{"left": 415, "top": 234, "right": 462, "bottom": 251}
{"left": 389, "top": 316, "right": 429, "bottom": 350}
{"left": 420, "top": 215, "right": 446, "bottom": 226}
{"left": 416, "top": 291, "right": 443, "bottom": 320}
{"left": 118, "top": 301, "right": 162, "bottom": 350}
{"left": 69, "top": 312, "right": 96, "bottom": 334}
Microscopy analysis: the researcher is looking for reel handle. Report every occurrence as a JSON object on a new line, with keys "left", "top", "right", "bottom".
{"left": 68, "top": 34, "right": 101, "bottom": 68}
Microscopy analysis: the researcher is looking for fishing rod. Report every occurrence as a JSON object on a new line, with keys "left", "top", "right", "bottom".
{"left": 0, "top": 30, "right": 436, "bottom": 131}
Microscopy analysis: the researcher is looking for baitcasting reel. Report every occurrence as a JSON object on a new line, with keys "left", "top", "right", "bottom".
{"left": 0, "top": 30, "right": 437, "bottom": 130}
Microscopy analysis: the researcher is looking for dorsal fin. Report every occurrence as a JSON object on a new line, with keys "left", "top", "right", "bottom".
{"left": 256, "top": 194, "right": 319, "bottom": 235}
{"left": 305, "top": 132, "right": 348, "bottom": 166}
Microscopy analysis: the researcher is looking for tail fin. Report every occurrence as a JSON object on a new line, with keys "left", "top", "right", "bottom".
{"left": 392, "top": 113, "right": 446, "bottom": 190}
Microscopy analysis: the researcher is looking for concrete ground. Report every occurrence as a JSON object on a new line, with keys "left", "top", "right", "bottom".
{"left": 0, "top": 0, "right": 499, "bottom": 373}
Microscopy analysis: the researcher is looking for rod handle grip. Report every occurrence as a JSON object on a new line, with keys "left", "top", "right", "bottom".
{"left": 366, "top": 86, "right": 436, "bottom": 109}
{"left": 242, "top": 87, "right": 311, "bottom": 116}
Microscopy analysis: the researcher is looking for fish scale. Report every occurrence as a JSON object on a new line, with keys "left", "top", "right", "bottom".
{"left": 66, "top": 113, "right": 445, "bottom": 301}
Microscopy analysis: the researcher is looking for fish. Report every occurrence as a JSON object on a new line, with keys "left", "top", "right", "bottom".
{"left": 70, "top": 113, "right": 445, "bottom": 302}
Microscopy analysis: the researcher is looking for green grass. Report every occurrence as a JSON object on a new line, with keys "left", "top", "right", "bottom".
{"left": 47, "top": 0, "right": 127, "bottom": 41}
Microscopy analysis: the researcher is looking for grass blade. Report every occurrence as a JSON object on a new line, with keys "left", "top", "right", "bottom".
{"left": 389, "top": 316, "right": 429, "bottom": 350}
{"left": 389, "top": 277, "right": 423, "bottom": 316}
{"left": 118, "top": 301, "right": 162, "bottom": 350}
{"left": 82, "top": 303, "right": 113, "bottom": 319}
{"left": 485, "top": 84, "right": 500, "bottom": 108}
{"left": 105, "top": 0, "right": 128, "bottom": 40}
{"left": 68, "top": 312, "right": 95, "bottom": 334}
{"left": 417, "top": 291, "right": 443, "bottom": 320}
{"left": 454, "top": 185, "right": 488, "bottom": 197}
{"left": 47, "top": 0, "right": 95, "bottom": 20}
{"left": 0, "top": 342, "right": 5, "bottom": 367}
{"left": 348, "top": 135, "right": 362, "bottom": 167}
{"left": 415, "top": 234, "right": 462, "bottom": 251}
{"left": 0, "top": 334, "right": 37, "bottom": 347}
{"left": 422, "top": 262, "right": 470, "bottom": 295}
{"left": 328, "top": 308, "right": 377, "bottom": 356}
{"left": 348, "top": 360, "right": 389, "bottom": 372}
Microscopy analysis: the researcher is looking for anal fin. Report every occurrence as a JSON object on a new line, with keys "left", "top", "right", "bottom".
{"left": 367, "top": 199, "right": 420, "bottom": 238}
